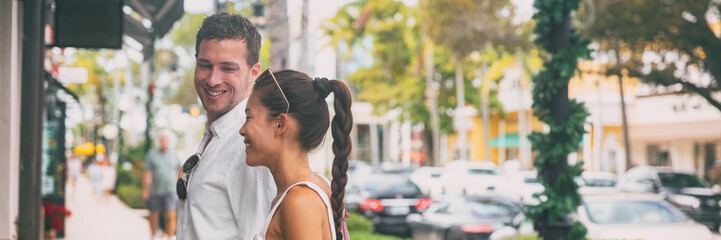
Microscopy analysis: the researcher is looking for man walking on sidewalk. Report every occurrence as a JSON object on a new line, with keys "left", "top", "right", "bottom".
{"left": 176, "top": 12, "right": 275, "bottom": 239}
{"left": 143, "top": 132, "right": 181, "bottom": 240}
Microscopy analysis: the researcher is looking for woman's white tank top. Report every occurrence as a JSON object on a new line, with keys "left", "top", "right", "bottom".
{"left": 253, "top": 181, "right": 336, "bottom": 240}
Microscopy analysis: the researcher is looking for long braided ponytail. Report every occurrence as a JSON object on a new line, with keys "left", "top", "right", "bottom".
{"left": 253, "top": 70, "right": 353, "bottom": 239}
{"left": 328, "top": 80, "right": 353, "bottom": 238}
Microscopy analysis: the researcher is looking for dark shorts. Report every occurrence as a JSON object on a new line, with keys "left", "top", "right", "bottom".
{"left": 146, "top": 193, "right": 178, "bottom": 212}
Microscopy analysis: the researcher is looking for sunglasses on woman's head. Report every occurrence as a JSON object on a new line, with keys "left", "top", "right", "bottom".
{"left": 256, "top": 68, "right": 290, "bottom": 113}
{"left": 176, "top": 153, "right": 200, "bottom": 200}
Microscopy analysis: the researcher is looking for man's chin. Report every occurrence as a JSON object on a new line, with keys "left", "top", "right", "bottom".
{"left": 202, "top": 101, "right": 240, "bottom": 118}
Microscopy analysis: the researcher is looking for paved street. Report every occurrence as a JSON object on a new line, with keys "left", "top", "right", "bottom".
{"left": 62, "top": 176, "right": 150, "bottom": 240}
{"left": 57, "top": 175, "right": 721, "bottom": 240}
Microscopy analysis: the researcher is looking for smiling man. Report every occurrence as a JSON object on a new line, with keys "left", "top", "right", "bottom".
{"left": 176, "top": 13, "right": 276, "bottom": 240}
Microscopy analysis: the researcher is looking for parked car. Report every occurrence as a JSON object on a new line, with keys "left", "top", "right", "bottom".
{"left": 410, "top": 167, "right": 444, "bottom": 197}
{"left": 440, "top": 160, "right": 502, "bottom": 196}
{"left": 348, "top": 159, "right": 372, "bottom": 177}
{"left": 495, "top": 171, "right": 544, "bottom": 205}
{"left": 579, "top": 193, "right": 714, "bottom": 240}
{"left": 346, "top": 172, "right": 431, "bottom": 236}
{"left": 578, "top": 171, "right": 618, "bottom": 195}
{"left": 618, "top": 166, "right": 721, "bottom": 230}
{"left": 490, "top": 193, "right": 715, "bottom": 240}
{"left": 407, "top": 196, "right": 522, "bottom": 240}
{"left": 581, "top": 171, "right": 617, "bottom": 187}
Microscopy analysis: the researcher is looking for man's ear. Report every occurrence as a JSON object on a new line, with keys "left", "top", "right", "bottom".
{"left": 250, "top": 62, "right": 262, "bottom": 80}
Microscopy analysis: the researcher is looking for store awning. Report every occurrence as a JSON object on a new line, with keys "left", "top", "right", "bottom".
{"left": 491, "top": 133, "right": 584, "bottom": 148}
{"left": 124, "top": 0, "right": 185, "bottom": 60}
{"left": 490, "top": 134, "right": 521, "bottom": 148}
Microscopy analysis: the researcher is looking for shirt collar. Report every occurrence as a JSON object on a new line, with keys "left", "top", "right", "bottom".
{"left": 207, "top": 99, "right": 248, "bottom": 139}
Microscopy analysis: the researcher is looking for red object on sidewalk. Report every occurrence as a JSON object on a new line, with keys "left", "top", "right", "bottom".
{"left": 43, "top": 202, "right": 71, "bottom": 235}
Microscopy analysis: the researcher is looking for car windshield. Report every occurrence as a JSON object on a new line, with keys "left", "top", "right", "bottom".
{"left": 447, "top": 200, "right": 519, "bottom": 218}
{"left": 364, "top": 175, "right": 422, "bottom": 195}
{"left": 583, "top": 179, "right": 616, "bottom": 187}
{"left": 585, "top": 200, "right": 687, "bottom": 224}
{"left": 468, "top": 169, "right": 498, "bottom": 175}
{"left": 524, "top": 177, "right": 539, "bottom": 183}
{"left": 658, "top": 173, "right": 709, "bottom": 188}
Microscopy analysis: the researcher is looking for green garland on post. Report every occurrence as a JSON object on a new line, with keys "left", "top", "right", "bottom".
{"left": 526, "top": 0, "right": 591, "bottom": 239}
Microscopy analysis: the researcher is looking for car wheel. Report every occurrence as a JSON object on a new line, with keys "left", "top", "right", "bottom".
{"left": 444, "top": 229, "right": 457, "bottom": 240}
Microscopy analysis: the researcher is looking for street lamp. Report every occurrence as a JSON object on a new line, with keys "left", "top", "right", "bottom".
{"left": 251, "top": 0, "right": 266, "bottom": 29}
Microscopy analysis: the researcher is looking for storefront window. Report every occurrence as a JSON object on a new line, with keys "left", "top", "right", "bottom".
{"left": 647, "top": 144, "right": 670, "bottom": 167}
{"left": 702, "top": 142, "right": 721, "bottom": 185}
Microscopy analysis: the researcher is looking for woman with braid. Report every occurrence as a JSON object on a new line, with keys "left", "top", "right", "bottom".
{"left": 240, "top": 69, "right": 353, "bottom": 240}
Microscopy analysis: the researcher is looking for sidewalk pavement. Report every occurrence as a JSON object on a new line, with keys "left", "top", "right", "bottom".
{"left": 62, "top": 175, "right": 151, "bottom": 240}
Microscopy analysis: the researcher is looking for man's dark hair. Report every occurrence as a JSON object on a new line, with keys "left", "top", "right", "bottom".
{"left": 195, "top": 12, "right": 261, "bottom": 66}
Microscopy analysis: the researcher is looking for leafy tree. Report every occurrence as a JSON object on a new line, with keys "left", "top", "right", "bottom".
{"left": 324, "top": 0, "right": 535, "bottom": 165}
{"left": 322, "top": 0, "right": 370, "bottom": 80}
{"left": 419, "top": 0, "right": 528, "bottom": 161}
{"left": 582, "top": 0, "right": 721, "bottom": 111}
{"left": 341, "top": 0, "right": 425, "bottom": 122}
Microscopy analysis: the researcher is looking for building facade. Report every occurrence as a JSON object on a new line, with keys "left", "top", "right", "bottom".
{"left": 0, "top": 1, "right": 24, "bottom": 239}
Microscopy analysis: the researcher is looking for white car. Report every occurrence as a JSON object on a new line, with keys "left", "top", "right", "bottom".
{"left": 495, "top": 171, "right": 544, "bottom": 205}
{"left": 410, "top": 167, "right": 444, "bottom": 197}
{"left": 579, "top": 193, "right": 714, "bottom": 240}
{"left": 440, "top": 160, "right": 502, "bottom": 196}
{"left": 491, "top": 193, "right": 714, "bottom": 240}
{"left": 348, "top": 160, "right": 372, "bottom": 178}
{"left": 578, "top": 171, "right": 618, "bottom": 195}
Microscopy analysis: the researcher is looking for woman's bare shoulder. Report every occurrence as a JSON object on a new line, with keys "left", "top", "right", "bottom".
{"left": 277, "top": 185, "right": 328, "bottom": 239}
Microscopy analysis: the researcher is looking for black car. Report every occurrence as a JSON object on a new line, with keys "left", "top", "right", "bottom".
{"left": 346, "top": 173, "right": 431, "bottom": 236}
{"left": 406, "top": 196, "right": 522, "bottom": 240}
{"left": 618, "top": 166, "right": 721, "bottom": 230}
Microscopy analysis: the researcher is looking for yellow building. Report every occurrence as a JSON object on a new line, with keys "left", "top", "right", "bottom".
{"left": 444, "top": 60, "right": 638, "bottom": 173}
{"left": 446, "top": 58, "right": 721, "bottom": 177}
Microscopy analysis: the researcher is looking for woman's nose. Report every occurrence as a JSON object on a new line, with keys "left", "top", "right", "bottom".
{"left": 239, "top": 123, "right": 247, "bottom": 137}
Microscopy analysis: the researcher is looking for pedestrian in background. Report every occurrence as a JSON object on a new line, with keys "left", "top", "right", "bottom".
{"left": 99, "top": 154, "right": 116, "bottom": 203}
{"left": 87, "top": 155, "right": 104, "bottom": 202}
{"left": 66, "top": 151, "right": 82, "bottom": 200}
{"left": 143, "top": 132, "right": 181, "bottom": 240}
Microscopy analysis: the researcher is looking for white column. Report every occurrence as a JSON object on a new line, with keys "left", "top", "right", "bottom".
{"left": 389, "top": 121, "right": 400, "bottom": 163}
{"left": 518, "top": 86, "right": 529, "bottom": 169}
{"left": 440, "top": 134, "right": 448, "bottom": 166}
{"left": 401, "top": 120, "right": 412, "bottom": 167}
{"left": 454, "top": 60, "right": 468, "bottom": 162}
{"left": 594, "top": 81, "right": 604, "bottom": 172}
{"left": 369, "top": 123, "right": 379, "bottom": 166}
{"left": 0, "top": 1, "right": 22, "bottom": 239}
{"left": 670, "top": 140, "right": 695, "bottom": 172}
{"left": 382, "top": 123, "right": 391, "bottom": 165}
{"left": 593, "top": 115, "right": 604, "bottom": 171}
{"left": 631, "top": 141, "right": 647, "bottom": 167}
{"left": 499, "top": 120, "right": 506, "bottom": 166}
{"left": 583, "top": 123, "right": 592, "bottom": 171}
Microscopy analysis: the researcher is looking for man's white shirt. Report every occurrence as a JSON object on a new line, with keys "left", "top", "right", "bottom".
{"left": 177, "top": 99, "right": 276, "bottom": 240}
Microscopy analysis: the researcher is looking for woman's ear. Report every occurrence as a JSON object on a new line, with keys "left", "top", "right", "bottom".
{"left": 275, "top": 113, "right": 289, "bottom": 135}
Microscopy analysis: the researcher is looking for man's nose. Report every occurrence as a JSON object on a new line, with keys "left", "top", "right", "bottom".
{"left": 207, "top": 68, "right": 222, "bottom": 86}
